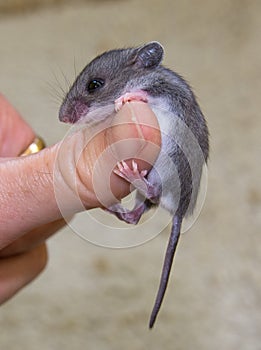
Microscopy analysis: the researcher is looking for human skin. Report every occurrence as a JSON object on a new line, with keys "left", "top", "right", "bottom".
{"left": 0, "top": 95, "right": 161, "bottom": 304}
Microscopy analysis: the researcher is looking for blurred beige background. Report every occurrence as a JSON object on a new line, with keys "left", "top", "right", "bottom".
{"left": 0, "top": 0, "right": 85, "bottom": 14}
{"left": 0, "top": 0, "right": 260, "bottom": 349}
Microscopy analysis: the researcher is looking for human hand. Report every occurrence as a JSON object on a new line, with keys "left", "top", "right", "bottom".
{"left": 0, "top": 94, "right": 161, "bottom": 304}
{"left": 0, "top": 95, "right": 65, "bottom": 304}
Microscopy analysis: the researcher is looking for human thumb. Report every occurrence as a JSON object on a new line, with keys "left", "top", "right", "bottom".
{"left": 54, "top": 101, "right": 161, "bottom": 213}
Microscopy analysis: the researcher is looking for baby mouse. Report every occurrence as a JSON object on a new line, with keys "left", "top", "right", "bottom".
{"left": 59, "top": 42, "right": 209, "bottom": 328}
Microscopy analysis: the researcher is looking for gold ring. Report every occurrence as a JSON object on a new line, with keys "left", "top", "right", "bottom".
{"left": 20, "top": 136, "right": 46, "bottom": 156}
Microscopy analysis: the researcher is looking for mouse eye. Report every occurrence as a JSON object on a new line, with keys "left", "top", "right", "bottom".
{"left": 87, "top": 79, "right": 104, "bottom": 92}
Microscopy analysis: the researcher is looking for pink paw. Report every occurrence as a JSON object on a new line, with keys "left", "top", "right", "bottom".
{"left": 115, "top": 91, "right": 148, "bottom": 112}
{"left": 114, "top": 160, "right": 147, "bottom": 184}
{"left": 113, "top": 160, "right": 158, "bottom": 201}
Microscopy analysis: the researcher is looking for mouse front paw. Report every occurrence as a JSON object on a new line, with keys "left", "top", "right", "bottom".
{"left": 114, "top": 160, "right": 160, "bottom": 202}
{"left": 114, "top": 160, "right": 148, "bottom": 190}
{"left": 114, "top": 91, "right": 148, "bottom": 112}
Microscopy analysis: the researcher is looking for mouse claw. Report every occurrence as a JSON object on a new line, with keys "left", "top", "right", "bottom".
{"left": 115, "top": 100, "right": 123, "bottom": 113}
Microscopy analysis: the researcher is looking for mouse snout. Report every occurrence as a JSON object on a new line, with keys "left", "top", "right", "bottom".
{"left": 59, "top": 99, "right": 89, "bottom": 124}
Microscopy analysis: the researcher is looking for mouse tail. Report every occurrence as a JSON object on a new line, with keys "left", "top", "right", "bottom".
{"left": 149, "top": 214, "right": 182, "bottom": 329}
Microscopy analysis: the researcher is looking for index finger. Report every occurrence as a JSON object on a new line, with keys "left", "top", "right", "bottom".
{"left": 0, "top": 95, "right": 35, "bottom": 157}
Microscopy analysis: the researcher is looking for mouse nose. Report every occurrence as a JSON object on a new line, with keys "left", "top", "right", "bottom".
{"left": 59, "top": 115, "right": 71, "bottom": 123}
{"left": 59, "top": 100, "right": 89, "bottom": 124}
{"left": 59, "top": 111, "right": 75, "bottom": 123}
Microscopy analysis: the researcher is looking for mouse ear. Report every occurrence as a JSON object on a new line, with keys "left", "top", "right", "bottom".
{"left": 133, "top": 42, "right": 164, "bottom": 69}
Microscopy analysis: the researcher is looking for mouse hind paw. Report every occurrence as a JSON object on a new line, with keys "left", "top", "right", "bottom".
{"left": 106, "top": 202, "right": 147, "bottom": 225}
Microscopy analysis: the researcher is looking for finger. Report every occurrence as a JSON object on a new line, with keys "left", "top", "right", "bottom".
{"left": 0, "top": 94, "right": 35, "bottom": 157}
{"left": 0, "top": 243, "right": 48, "bottom": 305}
{"left": 0, "top": 219, "right": 65, "bottom": 257}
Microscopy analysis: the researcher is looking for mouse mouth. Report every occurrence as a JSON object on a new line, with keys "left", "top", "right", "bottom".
{"left": 59, "top": 100, "right": 89, "bottom": 124}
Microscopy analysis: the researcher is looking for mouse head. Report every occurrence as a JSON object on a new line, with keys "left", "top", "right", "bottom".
{"left": 59, "top": 42, "right": 164, "bottom": 124}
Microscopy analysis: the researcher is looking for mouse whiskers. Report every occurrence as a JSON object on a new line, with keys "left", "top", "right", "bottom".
{"left": 47, "top": 68, "right": 73, "bottom": 106}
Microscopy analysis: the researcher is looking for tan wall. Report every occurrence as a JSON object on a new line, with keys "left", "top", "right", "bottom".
{"left": 0, "top": 0, "right": 84, "bottom": 14}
